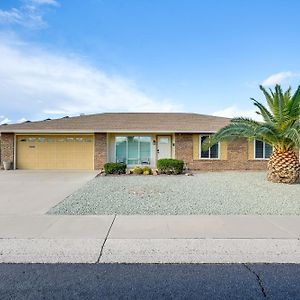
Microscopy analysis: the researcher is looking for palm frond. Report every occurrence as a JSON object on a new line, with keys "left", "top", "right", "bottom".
{"left": 204, "top": 84, "right": 300, "bottom": 151}
{"left": 251, "top": 98, "right": 274, "bottom": 123}
{"left": 202, "top": 118, "right": 270, "bottom": 150}
{"left": 287, "top": 85, "right": 300, "bottom": 118}
{"left": 275, "top": 84, "right": 284, "bottom": 121}
{"left": 259, "top": 85, "right": 275, "bottom": 113}
{"left": 281, "top": 124, "right": 300, "bottom": 148}
{"left": 284, "top": 86, "right": 292, "bottom": 103}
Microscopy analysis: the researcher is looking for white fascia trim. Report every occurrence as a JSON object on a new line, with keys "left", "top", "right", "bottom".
{"left": 107, "top": 130, "right": 217, "bottom": 133}
{"left": 7, "top": 130, "right": 96, "bottom": 134}
{"left": 1, "top": 130, "right": 218, "bottom": 134}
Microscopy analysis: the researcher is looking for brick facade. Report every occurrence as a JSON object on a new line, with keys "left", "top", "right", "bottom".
{"left": 0, "top": 133, "right": 14, "bottom": 169}
{"left": 175, "top": 133, "right": 268, "bottom": 171}
{"left": 94, "top": 133, "right": 107, "bottom": 170}
{"left": 0, "top": 132, "right": 268, "bottom": 171}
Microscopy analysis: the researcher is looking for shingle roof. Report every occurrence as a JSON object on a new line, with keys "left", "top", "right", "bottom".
{"left": 0, "top": 113, "right": 230, "bottom": 133}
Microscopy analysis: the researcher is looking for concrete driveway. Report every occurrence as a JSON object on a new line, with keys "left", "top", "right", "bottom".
{"left": 0, "top": 170, "right": 98, "bottom": 215}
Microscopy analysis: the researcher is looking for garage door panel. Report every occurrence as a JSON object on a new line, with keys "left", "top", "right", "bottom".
{"left": 17, "top": 140, "right": 36, "bottom": 169}
{"left": 17, "top": 135, "right": 94, "bottom": 170}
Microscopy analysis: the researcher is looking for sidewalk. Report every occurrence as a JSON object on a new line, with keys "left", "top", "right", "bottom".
{"left": 1, "top": 215, "right": 300, "bottom": 263}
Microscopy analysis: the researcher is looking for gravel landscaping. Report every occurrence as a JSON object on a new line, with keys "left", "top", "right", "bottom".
{"left": 48, "top": 172, "right": 300, "bottom": 215}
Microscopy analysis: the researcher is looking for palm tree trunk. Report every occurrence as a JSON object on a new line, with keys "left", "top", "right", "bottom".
{"left": 267, "top": 149, "right": 300, "bottom": 184}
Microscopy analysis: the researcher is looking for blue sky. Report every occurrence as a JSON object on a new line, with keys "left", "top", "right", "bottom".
{"left": 0, "top": 0, "right": 300, "bottom": 123}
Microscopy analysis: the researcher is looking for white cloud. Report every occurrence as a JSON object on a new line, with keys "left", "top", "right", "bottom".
{"left": 0, "top": 116, "right": 11, "bottom": 125}
{"left": 261, "top": 71, "right": 299, "bottom": 87}
{"left": 0, "top": 9, "right": 23, "bottom": 24}
{"left": 0, "top": 35, "right": 180, "bottom": 122}
{"left": 213, "top": 106, "right": 262, "bottom": 121}
{"left": 17, "top": 118, "right": 28, "bottom": 123}
{"left": 30, "top": 0, "right": 59, "bottom": 5}
{"left": 0, "top": 0, "right": 59, "bottom": 29}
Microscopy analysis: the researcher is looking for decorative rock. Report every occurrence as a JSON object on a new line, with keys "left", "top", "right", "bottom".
{"left": 48, "top": 172, "right": 300, "bottom": 215}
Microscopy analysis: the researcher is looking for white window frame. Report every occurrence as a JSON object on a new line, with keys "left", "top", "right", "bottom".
{"left": 115, "top": 136, "right": 152, "bottom": 165}
{"left": 199, "top": 135, "right": 220, "bottom": 160}
{"left": 127, "top": 136, "right": 140, "bottom": 165}
{"left": 115, "top": 137, "right": 127, "bottom": 164}
{"left": 254, "top": 139, "right": 272, "bottom": 160}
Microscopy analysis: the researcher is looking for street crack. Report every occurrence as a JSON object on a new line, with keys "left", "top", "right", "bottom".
{"left": 243, "top": 263, "right": 267, "bottom": 298}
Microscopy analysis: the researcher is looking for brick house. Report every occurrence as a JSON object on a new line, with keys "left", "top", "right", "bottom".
{"left": 0, "top": 112, "right": 269, "bottom": 170}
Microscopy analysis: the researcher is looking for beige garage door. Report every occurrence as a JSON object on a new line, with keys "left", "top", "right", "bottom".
{"left": 17, "top": 135, "right": 94, "bottom": 170}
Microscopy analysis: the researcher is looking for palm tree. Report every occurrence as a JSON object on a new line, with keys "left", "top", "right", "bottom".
{"left": 203, "top": 84, "right": 300, "bottom": 184}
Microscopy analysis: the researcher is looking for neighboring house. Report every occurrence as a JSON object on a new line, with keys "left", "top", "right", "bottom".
{"left": 0, "top": 112, "right": 269, "bottom": 170}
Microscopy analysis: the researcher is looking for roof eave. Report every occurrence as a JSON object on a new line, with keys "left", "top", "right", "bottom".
{"left": 0, "top": 129, "right": 218, "bottom": 134}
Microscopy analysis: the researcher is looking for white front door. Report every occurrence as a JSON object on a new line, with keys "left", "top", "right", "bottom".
{"left": 157, "top": 136, "right": 172, "bottom": 160}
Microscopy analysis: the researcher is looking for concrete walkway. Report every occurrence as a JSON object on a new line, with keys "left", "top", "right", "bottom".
{"left": 1, "top": 215, "right": 300, "bottom": 263}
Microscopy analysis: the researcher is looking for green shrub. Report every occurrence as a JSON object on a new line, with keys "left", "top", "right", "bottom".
{"left": 133, "top": 166, "right": 143, "bottom": 175}
{"left": 157, "top": 159, "right": 184, "bottom": 175}
{"left": 142, "top": 166, "right": 152, "bottom": 175}
{"left": 104, "top": 162, "right": 126, "bottom": 174}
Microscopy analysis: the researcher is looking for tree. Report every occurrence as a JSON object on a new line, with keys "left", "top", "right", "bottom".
{"left": 203, "top": 85, "right": 300, "bottom": 183}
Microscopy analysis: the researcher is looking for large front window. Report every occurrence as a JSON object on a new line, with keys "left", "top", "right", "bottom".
{"left": 116, "top": 136, "right": 151, "bottom": 165}
{"left": 255, "top": 140, "right": 272, "bottom": 159}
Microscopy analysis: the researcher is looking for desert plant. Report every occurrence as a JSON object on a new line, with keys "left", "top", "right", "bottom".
{"left": 132, "top": 166, "right": 143, "bottom": 175}
{"left": 157, "top": 158, "right": 184, "bottom": 175}
{"left": 203, "top": 84, "right": 300, "bottom": 184}
{"left": 104, "top": 162, "right": 126, "bottom": 174}
{"left": 142, "top": 166, "right": 152, "bottom": 175}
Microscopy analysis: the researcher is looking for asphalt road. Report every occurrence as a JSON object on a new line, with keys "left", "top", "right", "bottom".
{"left": 0, "top": 264, "right": 299, "bottom": 299}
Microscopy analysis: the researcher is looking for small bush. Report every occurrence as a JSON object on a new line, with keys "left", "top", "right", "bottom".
{"left": 142, "top": 166, "right": 152, "bottom": 175}
{"left": 104, "top": 162, "right": 126, "bottom": 174}
{"left": 133, "top": 166, "right": 143, "bottom": 175}
{"left": 157, "top": 159, "right": 184, "bottom": 175}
